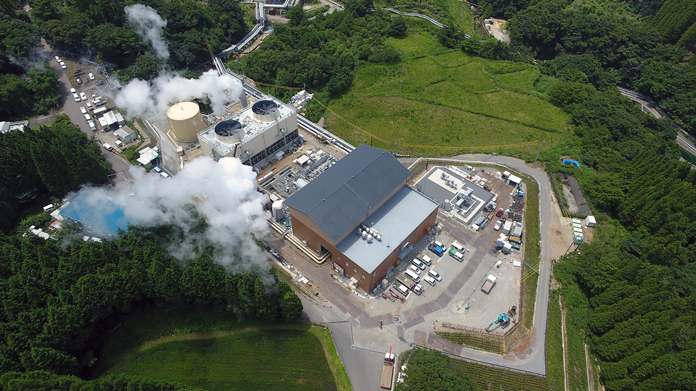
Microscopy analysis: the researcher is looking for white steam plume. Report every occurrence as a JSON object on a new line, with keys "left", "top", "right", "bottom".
{"left": 124, "top": 4, "right": 170, "bottom": 60}
{"left": 68, "top": 156, "right": 271, "bottom": 275}
{"left": 113, "top": 70, "right": 243, "bottom": 119}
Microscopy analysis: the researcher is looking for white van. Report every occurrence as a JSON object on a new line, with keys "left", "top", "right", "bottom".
{"left": 452, "top": 251, "right": 464, "bottom": 262}
{"left": 418, "top": 254, "right": 432, "bottom": 266}
{"left": 102, "top": 143, "right": 113, "bottom": 151}
{"left": 409, "top": 264, "right": 421, "bottom": 275}
{"left": 405, "top": 269, "right": 420, "bottom": 283}
{"left": 411, "top": 258, "right": 425, "bottom": 270}
{"left": 428, "top": 269, "right": 442, "bottom": 282}
{"left": 423, "top": 275, "right": 437, "bottom": 286}
{"left": 397, "top": 284, "right": 410, "bottom": 296}
{"left": 451, "top": 241, "right": 465, "bottom": 253}
{"left": 434, "top": 240, "right": 446, "bottom": 251}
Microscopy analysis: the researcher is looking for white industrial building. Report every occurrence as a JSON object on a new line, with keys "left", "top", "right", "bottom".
{"left": 197, "top": 97, "right": 299, "bottom": 167}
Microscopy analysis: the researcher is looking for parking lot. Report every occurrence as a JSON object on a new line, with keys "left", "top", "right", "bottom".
{"left": 343, "top": 165, "right": 526, "bottom": 337}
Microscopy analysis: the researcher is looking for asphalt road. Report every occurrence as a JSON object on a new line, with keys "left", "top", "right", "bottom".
{"left": 328, "top": 322, "right": 386, "bottom": 391}
{"left": 49, "top": 55, "right": 130, "bottom": 175}
{"left": 400, "top": 154, "right": 554, "bottom": 375}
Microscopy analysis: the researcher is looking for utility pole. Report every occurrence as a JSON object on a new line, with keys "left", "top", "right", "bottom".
{"left": 534, "top": 139, "right": 546, "bottom": 165}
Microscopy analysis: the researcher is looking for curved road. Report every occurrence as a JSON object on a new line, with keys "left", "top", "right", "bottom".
{"left": 398, "top": 154, "right": 555, "bottom": 375}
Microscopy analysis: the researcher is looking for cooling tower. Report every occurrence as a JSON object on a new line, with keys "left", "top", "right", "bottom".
{"left": 214, "top": 119, "right": 243, "bottom": 144}
{"left": 167, "top": 102, "right": 205, "bottom": 141}
{"left": 251, "top": 100, "right": 279, "bottom": 122}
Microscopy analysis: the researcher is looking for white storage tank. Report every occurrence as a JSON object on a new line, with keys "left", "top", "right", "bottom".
{"left": 272, "top": 201, "right": 284, "bottom": 220}
{"left": 167, "top": 102, "right": 205, "bottom": 141}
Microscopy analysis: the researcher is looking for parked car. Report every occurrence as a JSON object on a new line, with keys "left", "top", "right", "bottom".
{"left": 80, "top": 92, "right": 87, "bottom": 101}
{"left": 76, "top": 77, "right": 82, "bottom": 84}
{"left": 73, "top": 93, "right": 80, "bottom": 102}
{"left": 83, "top": 113, "right": 91, "bottom": 121}
{"left": 70, "top": 88, "right": 76, "bottom": 94}
{"left": 494, "top": 221, "right": 502, "bottom": 231}
{"left": 87, "top": 120, "right": 96, "bottom": 131}
{"left": 88, "top": 72, "right": 95, "bottom": 80}
{"left": 54, "top": 55, "right": 61, "bottom": 62}
{"left": 268, "top": 248, "right": 280, "bottom": 259}
{"left": 96, "top": 80, "right": 105, "bottom": 86}
{"left": 102, "top": 143, "right": 113, "bottom": 151}
{"left": 59, "top": 61, "right": 67, "bottom": 69}
{"left": 428, "top": 269, "right": 442, "bottom": 282}
{"left": 80, "top": 107, "right": 87, "bottom": 114}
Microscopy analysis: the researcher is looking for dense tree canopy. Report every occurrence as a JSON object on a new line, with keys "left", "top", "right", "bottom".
{"left": 242, "top": 4, "right": 403, "bottom": 98}
{"left": 0, "top": 115, "right": 111, "bottom": 232}
{"left": 0, "top": 223, "right": 303, "bottom": 383}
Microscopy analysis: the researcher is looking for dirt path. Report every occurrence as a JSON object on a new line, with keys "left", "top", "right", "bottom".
{"left": 585, "top": 344, "right": 596, "bottom": 391}
{"left": 543, "top": 169, "right": 575, "bottom": 260}
{"left": 560, "top": 296, "right": 570, "bottom": 391}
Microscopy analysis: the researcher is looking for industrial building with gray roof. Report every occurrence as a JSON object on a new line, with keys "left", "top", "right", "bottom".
{"left": 285, "top": 145, "right": 439, "bottom": 292}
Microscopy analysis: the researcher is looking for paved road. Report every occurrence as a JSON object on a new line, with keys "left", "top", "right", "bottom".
{"left": 46, "top": 49, "right": 130, "bottom": 176}
{"left": 328, "top": 322, "right": 386, "bottom": 391}
{"left": 397, "top": 155, "right": 555, "bottom": 375}
{"left": 617, "top": 87, "right": 696, "bottom": 155}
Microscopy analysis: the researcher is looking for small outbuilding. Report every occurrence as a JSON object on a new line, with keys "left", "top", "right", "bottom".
{"left": 115, "top": 126, "right": 137, "bottom": 143}
{"left": 585, "top": 215, "right": 596, "bottom": 228}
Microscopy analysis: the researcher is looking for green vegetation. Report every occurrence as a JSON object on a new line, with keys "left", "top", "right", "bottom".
{"left": 323, "top": 34, "right": 568, "bottom": 158}
{"left": 0, "top": 114, "right": 111, "bottom": 232}
{"left": 395, "top": 349, "right": 474, "bottom": 391}
{"left": 98, "top": 315, "right": 336, "bottom": 391}
{"left": 307, "top": 327, "right": 352, "bottom": 391}
{"left": 449, "top": 354, "right": 550, "bottom": 391}
{"left": 0, "top": 224, "right": 304, "bottom": 389}
{"left": 435, "top": 332, "right": 504, "bottom": 353}
{"left": 520, "top": 176, "right": 539, "bottom": 330}
{"left": 546, "top": 290, "right": 565, "bottom": 391}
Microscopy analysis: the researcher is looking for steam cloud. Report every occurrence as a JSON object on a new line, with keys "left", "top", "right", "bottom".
{"left": 69, "top": 157, "right": 271, "bottom": 274}
{"left": 113, "top": 70, "right": 244, "bottom": 119}
{"left": 124, "top": 4, "right": 170, "bottom": 60}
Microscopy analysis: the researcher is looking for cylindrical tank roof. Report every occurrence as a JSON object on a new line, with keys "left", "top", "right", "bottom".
{"left": 167, "top": 101, "right": 205, "bottom": 141}
{"left": 252, "top": 100, "right": 279, "bottom": 122}
{"left": 214, "top": 119, "right": 243, "bottom": 144}
{"left": 167, "top": 101, "right": 200, "bottom": 120}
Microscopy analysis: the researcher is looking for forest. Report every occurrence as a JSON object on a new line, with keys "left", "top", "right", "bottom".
{"left": 470, "top": 0, "right": 696, "bottom": 136}
{"left": 0, "top": 223, "right": 303, "bottom": 389}
{"left": 241, "top": 0, "right": 407, "bottom": 100}
{"left": 0, "top": 0, "right": 247, "bottom": 119}
{"left": 0, "top": 114, "right": 112, "bottom": 232}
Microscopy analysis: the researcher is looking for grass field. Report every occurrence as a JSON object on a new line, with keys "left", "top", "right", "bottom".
{"left": 546, "top": 290, "right": 565, "bottom": 391}
{"left": 322, "top": 34, "right": 569, "bottom": 159}
{"left": 93, "top": 309, "right": 346, "bottom": 391}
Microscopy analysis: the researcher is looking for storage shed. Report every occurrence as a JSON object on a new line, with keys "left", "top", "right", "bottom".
{"left": 585, "top": 215, "right": 596, "bottom": 228}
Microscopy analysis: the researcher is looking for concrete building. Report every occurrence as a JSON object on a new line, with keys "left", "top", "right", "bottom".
{"left": 284, "top": 145, "right": 439, "bottom": 292}
{"left": 197, "top": 97, "right": 299, "bottom": 168}
{"left": 0, "top": 120, "right": 28, "bottom": 134}
{"left": 114, "top": 126, "right": 137, "bottom": 143}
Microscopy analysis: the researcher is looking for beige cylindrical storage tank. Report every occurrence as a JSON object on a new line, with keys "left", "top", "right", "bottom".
{"left": 167, "top": 102, "right": 205, "bottom": 141}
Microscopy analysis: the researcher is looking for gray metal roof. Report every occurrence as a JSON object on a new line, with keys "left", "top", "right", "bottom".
{"left": 285, "top": 145, "right": 411, "bottom": 242}
{"left": 336, "top": 186, "right": 438, "bottom": 273}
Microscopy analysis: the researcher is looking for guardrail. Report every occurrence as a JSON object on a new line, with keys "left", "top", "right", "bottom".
{"left": 383, "top": 7, "right": 444, "bottom": 28}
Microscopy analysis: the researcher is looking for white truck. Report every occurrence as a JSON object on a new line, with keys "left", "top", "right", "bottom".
{"left": 481, "top": 275, "right": 497, "bottom": 294}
